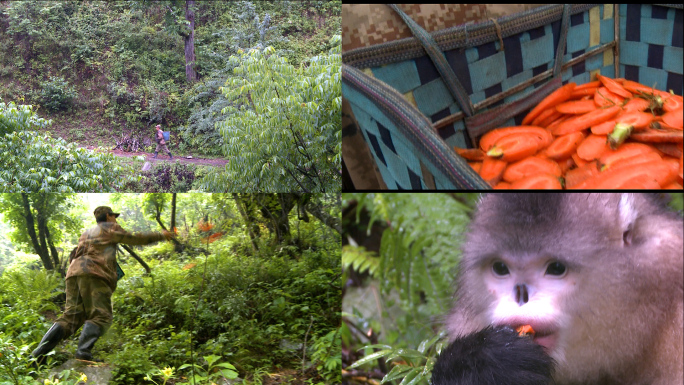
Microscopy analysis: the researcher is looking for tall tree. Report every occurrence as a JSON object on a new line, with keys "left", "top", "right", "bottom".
{"left": 0, "top": 193, "right": 80, "bottom": 273}
{"left": 183, "top": 0, "right": 197, "bottom": 82}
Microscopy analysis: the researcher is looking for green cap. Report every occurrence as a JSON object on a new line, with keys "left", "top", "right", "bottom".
{"left": 94, "top": 206, "right": 120, "bottom": 219}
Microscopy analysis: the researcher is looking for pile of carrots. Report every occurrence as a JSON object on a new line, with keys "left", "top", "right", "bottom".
{"left": 456, "top": 75, "right": 683, "bottom": 189}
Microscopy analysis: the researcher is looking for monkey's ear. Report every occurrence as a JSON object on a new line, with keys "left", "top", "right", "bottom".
{"left": 618, "top": 194, "right": 638, "bottom": 246}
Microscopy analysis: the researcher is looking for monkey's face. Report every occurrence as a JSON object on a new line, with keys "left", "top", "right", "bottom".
{"left": 480, "top": 254, "right": 575, "bottom": 353}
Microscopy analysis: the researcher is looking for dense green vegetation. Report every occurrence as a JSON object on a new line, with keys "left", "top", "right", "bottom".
{"left": 0, "top": 1, "right": 341, "bottom": 192}
{"left": 0, "top": 193, "right": 341, "bottom": 384}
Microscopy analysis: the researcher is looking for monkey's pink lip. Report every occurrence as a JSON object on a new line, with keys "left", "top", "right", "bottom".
{"left": 532, "top": 333, "right": 558, "bottom": 352}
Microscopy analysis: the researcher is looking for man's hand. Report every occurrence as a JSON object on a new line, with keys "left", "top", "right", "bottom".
{"left": 162, "top": 230, "right": 175, "bottom": 241}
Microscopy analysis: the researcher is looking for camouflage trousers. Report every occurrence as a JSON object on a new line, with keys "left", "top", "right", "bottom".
{"left": 155, "top": 142, "right": 170, "bottom": 153}
{"left": 55, "top": 275, "right": 113, "bottom": 337}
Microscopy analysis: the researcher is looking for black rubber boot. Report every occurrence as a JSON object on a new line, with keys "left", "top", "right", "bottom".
{"left": 31, "top": 323, "right": 66, "bottom": 360}
{"left": 153, "top": 151, "right": 158, "bottom": 158}
{"left": 74, "top": 321, "right": 103, "bottom": 362}
{"left": 168, "top": 152, "right": 172, "bottom": 159}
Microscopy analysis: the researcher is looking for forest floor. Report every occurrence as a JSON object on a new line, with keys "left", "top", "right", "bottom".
{"left": 80, "top": 146, "right": 231, "bottom": 167}
{"left": 109, "top": 148, "right": 230, "bottom": 167}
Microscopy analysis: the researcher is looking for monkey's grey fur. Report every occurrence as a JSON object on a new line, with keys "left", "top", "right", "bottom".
{"left": 446, "top": 193, "right": 683, "bottom": 385}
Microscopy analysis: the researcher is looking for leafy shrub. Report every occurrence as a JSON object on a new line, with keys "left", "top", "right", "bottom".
{"left": 199, "top": 36, "right": 341, "bottom": 192}
{"left": 123, "top": 162, "right": 197, "bottom": 192}
{"left": 0, "top": 130, "right": 126, "bottom": 192}
{"left": 0, "top": 98, "right": 51, "bottom": 136}
{"left": 38, "top": 76, "right": 77, "bottom": 112}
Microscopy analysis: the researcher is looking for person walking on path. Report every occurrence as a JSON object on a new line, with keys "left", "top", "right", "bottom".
{"left": 31, "top": 206, "right": 175, "bottom": 363}
{"left": 154, "top": 124, "right": 172, "bottom": 159}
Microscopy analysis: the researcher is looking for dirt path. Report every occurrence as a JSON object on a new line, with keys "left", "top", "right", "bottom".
{"left": 89, "top": 147, "right": 230, "bottom": 167}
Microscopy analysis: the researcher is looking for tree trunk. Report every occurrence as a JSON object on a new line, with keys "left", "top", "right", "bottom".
{"left": 298, "top": 194, "right": 342, "bottom": 235}
{"left": 171, "top": 193, "right": 177, "bottom": 231}
{"left": 21, "top": 193, "right": 53, "bottom": 270}
{"left": 184, "top": 0, "right": 197, "bottom": 82}
{"left": 232, "top": 193, "right": 259, "bottom": 252}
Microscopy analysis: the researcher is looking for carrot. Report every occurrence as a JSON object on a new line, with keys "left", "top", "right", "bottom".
{"left": 621, "top": 98, "right": 650, "bottom": 113}
{"left": 510, "top": 173, "right": 563, "bottom": 189}
{"left": 537, "top": 109, "right": 563, "bottom": 128}
{"left": 565, "top": 161, "right": 600, "bottom": 189}
{"left": 662, "top": 108, "right": 683, "bottom": 129}
{"left": 574, "top": 80, "right": 601, "bottom": 90}
{"left": 653, "top": 143, "right": 683, "bottom": 158}
{"left": 679, "top": 151, "right": 683, "bottom": 180}
{"left": 572, "top": 160, "right": 676, "bottom": 189}
{"left": 455, "top": 147, "right": 485, "bottom": 161}
{"left": 522, "top": 82, "right": 576, "bottom": 125}
{"left": 630, "top": 129, "right": 683, "bottom": 143}
{"left": 591, "top": 111, "right": 653, "bottom": 135}
{"left": 598, "top": 143, "right": 659, "bottom": 170}
{"left": 611, "top": 174, "right": 661, "bottom": 189}
{"left": 576, "top": 134, "right": 609, "bottom": 161}
{"left": 531, "top": 108, "right": 560, "bottom": 126}
{"left": 594, "top": 87, "right": 624, "bottom": 107}
{"left": 479, "top": 126, "right": 552, "bottom": 152}
{"left": 596, "top": 74, "right": 633, "bottom": 99}
{"left": 486, "top": 134, "right": 541, "bottom": 162}
{"left": 662, "top": 94, "right": 683, "bottom": 112}
{"left": 479, "top": 156, "right": 507, "bottom": 186}
{"left": 555, "top": 100, "right": 597, "bottom": 114}
{"left": 544, "top": 131, "right": 585, "bottom": 160}
{"left": 570, "top": 87, "right": 598, "bottom": 99}
{"left": 664, "top": 182, "right": 684, "bottom": 189}
{"left": 572, "top": 153, "right": 588, "bottom": 167}
{"left": 503, "top": 156, "right": 562, "bottom": 183}
{"left": 621, "top": 80, "right": 657, "bottom": 95}
{"left": 552, "top": 105, "right": 621, "bottom": 136}
{"left": 468, "top": 162, "right": 482, "bottom": 173}
{"left": 493, "top": 181, "right": 511, "bottom": 189}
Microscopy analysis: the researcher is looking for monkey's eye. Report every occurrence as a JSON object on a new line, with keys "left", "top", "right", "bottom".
{"left": 492, "top": 261, "right": 510, "bottom": 276}
{"left": 545, "top": 262, "right": 567, "bottom": 276}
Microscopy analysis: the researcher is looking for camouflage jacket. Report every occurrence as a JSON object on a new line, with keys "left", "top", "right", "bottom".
{"left": 156, "top": 129, "right": 166, "bottom": 145}
{"left": 66, "top": 222, "right": 165, "bottom": 290}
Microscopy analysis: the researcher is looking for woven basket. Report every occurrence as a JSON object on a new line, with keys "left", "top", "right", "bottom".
{"left": 342, "top": 4, "right": 683, "bottom": 189}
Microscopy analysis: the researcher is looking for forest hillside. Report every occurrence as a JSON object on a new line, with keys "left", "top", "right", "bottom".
{"left": 0, "top": 1, "right": 341, "bottom": 192}
{"left": 0, "top": 193, "right": 341, "bottom": 385}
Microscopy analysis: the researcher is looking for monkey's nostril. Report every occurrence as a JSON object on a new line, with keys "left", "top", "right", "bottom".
{"left": 515, "top": 284, "right": 529, "bottom": 305}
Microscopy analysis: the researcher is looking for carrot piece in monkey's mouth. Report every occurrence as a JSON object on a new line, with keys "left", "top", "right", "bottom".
{"left": 517, "top": 325, "right": 535, "bottom": 337}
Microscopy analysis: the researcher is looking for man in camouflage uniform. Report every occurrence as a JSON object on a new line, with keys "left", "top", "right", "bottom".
{"left": 31, "top": 206, "right": 174, "bottom": 362}
{"left": 154, "top": 124, "right": 172, "bottom": 159}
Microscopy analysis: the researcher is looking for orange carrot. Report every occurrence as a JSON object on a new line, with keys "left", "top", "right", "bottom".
{"left": 596, "top": 74, "right": 633, "bottom": 99}
{"left": 531, "top": 108, "right": 560, "bottom": 126}
{"left": 576, "top": 134, "right": 609, "bottom": 161}
{"left": 572, "top": 160, "right": 676, "bottom": 189}
{"left": 572, "top": 153, "right": 588, "bottom": 167}
{"left": 621, "top": 98, "right": 650, "bottom": 113}
{"left": 455, "top": 147, "right": 485, "bottom": 161}
{"left": 486, "top": 134, "right": 541, "bottom": 162}
{"left": 621, "top": 80, "right": 657, "bottom": 94}
{"left": 552, "top": 106, "right": 621, "bottom": 136}
{"left": 479, "top": 126, "right": 552, "bottom": 152}
{"left": 630, "top": 129, "right": 683, "bottom": 143}
{"left": 555, "top": 100, "right": 597, "bottom": 114}
{"left": 565, "top": 161, "right": 600, "bottom": 189}
{"left": 662, "top": 94, "right": 683, "bottom": 112}
{"left": 591, "top": 111, "right": 654, "bottom": 135}
{"left": 479, "top": 156, "right": 508, "bottom": 186}
{"left": 493, "top": 181, "right": 511, "bottom": 189}
{"left": 662, "top": 108, "right": 683, "bottom": 129}
{"left": 468, "top": 162, "right": 482, "bottom": 173}
{"left": 502, "top": 156, "right": 562, "bottom": 183}
{"left": 594, "top": 87, "right": 624, "bottom": 107}
{"left": 544, "top": 131, "right": 585, "bottom": 160}
{"left": 510, "top": 173, "right": 563, "bottom": 189}
{"left": 569, "top": 87, "right": 598, "bottom": 99}
{"left": 574, "top": 80, "right": 601, "bottom": 90}
{"left": 598, "top": 143, "right": 659, "bottom": 170}
{"left": 522, "top": 82, "right": 576, "bottom": 125}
